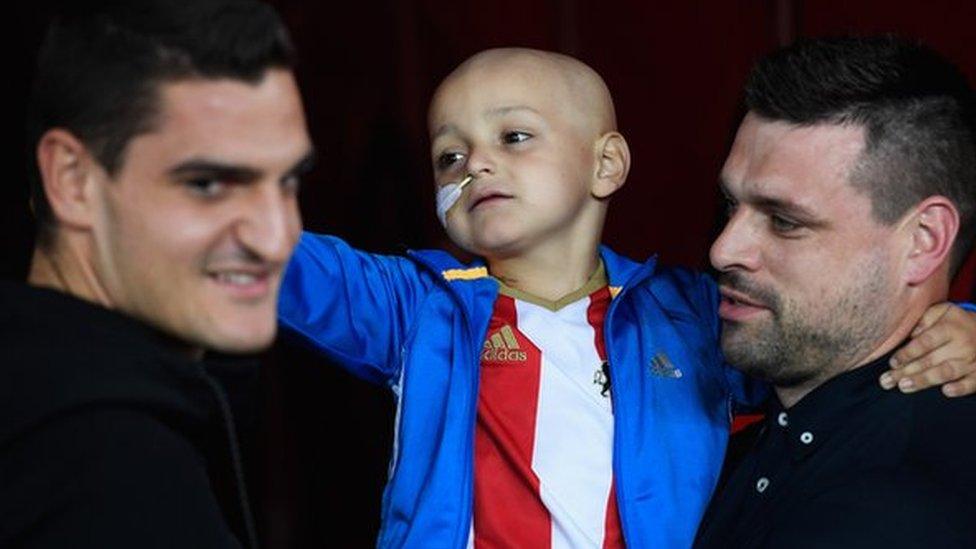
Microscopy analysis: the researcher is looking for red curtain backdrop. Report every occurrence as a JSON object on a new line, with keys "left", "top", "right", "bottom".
{"left": 267, "top": 0, "right": 976, "bottom": 296}
{"left": 11, "top": 2, "right": 976, "bottom": 546}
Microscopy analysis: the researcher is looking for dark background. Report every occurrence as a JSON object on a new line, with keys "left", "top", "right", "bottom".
{"left": 12, "top": 1, "right": 976, "bottom": 547}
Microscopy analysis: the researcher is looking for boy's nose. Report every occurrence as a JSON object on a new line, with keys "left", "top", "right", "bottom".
{"left": 466, "top": 147, "right": 496, "bottom": 176}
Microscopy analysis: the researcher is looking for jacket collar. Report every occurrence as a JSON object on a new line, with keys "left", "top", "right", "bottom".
{"left": 599, "top": 244, "right": 658, "bottom": 293}
{"left": 405, "top": 245, "right": 658, "bottom": 291}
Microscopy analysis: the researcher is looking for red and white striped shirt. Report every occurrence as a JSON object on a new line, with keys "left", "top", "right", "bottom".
{"left": 473, "top": 265, "right": 624, "bottom": 548}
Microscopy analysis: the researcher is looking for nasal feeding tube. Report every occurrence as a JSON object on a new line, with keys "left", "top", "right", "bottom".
{"left": 435, "top": 173, "right": 475, "bottom": 227}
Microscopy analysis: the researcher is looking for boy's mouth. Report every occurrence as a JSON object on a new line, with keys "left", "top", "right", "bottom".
{"left": 469, "top": 189, "right": 514, "bottom": 211}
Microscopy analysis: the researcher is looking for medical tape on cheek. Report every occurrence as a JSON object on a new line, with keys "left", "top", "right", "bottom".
{"left": 436, "top": 174, "right": 474, "bottom": 227}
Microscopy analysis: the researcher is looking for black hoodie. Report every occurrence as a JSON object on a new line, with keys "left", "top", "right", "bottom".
{"left": 0, "top": 281, "right": 258, "bottom": 548}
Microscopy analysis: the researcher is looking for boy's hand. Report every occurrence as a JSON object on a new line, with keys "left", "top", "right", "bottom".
{"left": 880, "top": 303, "right": 976, "bottom": 397}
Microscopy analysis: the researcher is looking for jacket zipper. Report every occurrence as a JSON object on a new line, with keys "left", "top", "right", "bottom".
{"left": 405, "top": 252, "right": 495, "bottom": 548}
{"left": 602, "top": 255, "right": 658, "bottom": 548}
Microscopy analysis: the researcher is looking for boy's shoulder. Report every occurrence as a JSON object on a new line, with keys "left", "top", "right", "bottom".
{"left": 600, "top": 245, "right": 716, "bottom": 317}
{"left": 294, "top": 232, "right": 486, "bottom": 285}
{"left": 407, "top": 246, "right": 483, "bottom": 273}
{"left": 598, "top": 245, "right": 649, "bottom": 287}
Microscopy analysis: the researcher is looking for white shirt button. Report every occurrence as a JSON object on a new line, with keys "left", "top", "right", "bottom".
{"left": 777, "top": 412, "right": 788, "bottom": 427}
{"left": 800, "top": 431, "right": 814, "bottom": 444}
{"left": 756, "top": 477, "right": 770, "bottom": 493}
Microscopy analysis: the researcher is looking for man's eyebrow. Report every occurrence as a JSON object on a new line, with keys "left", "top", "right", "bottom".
{"left": 754, "top": 195, "right": 823, "bottom": 224}
{"left": 286, "top": 149, "right": 317, "bottom": 178}
{"left": 168, "top": 160, "right": 260, "bottom": 182}
{"left": 720, "top": 178, "right": 827, "bottom": 226}
{"left": 167, "top": 149, "right": 317, "bottom": 182}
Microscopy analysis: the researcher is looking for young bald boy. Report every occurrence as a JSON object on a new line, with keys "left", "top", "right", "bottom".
{"left": 279, "top": 49, "right": 976, "bottom": 547}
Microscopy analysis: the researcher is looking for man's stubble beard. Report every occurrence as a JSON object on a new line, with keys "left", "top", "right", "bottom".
{"left": 719, "top": 256, "right": 893, "bottom": 391}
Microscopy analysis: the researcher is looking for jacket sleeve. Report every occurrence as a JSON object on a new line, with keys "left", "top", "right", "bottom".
{"left": 278, "top": 232, "right": 431, "bottom": 386}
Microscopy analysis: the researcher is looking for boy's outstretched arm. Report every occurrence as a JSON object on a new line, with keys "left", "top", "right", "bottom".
{"left": 278, "top": 232, "right": 429, "bottom": 386}
{"left": 880, "top": 302, "right": 976, "bottom": 397}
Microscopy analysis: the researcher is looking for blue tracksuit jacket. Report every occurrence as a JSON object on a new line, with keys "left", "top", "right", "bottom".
{"left": 279, "top": 232, "right": 766, "bottom": 548}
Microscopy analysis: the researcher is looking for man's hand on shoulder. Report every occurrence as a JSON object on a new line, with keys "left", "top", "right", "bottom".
{"left": 880, "top": 302, "right": 976, "bottom": 397}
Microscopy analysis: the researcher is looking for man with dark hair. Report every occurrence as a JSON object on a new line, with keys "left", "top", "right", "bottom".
{"left": 2, "top": 1, "right": 313, "bottom": 547}
{"left": 696, "top": 36, "right": 976, "bottom": 548}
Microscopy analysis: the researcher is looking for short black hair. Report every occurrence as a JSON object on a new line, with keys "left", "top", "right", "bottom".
{"left": 745, "top": 35, "right": 976, "bottom": 274}
{"left": 27, "top": 0, "right": 296, "bottom": 247}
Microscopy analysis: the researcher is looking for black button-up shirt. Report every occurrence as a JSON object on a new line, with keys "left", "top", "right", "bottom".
{"left": 695, "top": 351, "right": 976, "bottom": 548}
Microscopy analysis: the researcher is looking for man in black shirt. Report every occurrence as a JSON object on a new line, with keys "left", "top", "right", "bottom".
{"left": 1, "top": 2, "right": 313, "bottom": 547}
{"left": 696, "top": 37, "right": 976, "bottom": 548}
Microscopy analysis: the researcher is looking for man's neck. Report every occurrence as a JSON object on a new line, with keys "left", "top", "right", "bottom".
{"left": 27, "top": 241, "right": 205, "bottom": 361}
{"left": 774, "top": 298, "right": 938, "bottom": 408}
{"left": 28, "top": 241, "right": 113, "bottom": 308}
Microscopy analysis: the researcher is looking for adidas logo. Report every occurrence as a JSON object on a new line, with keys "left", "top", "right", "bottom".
{"left": 481, "top": 325, "right": 528, "bottom": 363}
{"left": 649, "top": 352, "right": 682, "bottom": 379}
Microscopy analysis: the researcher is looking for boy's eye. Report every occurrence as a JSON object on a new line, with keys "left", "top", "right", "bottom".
{"left": 185, "top": 178, "right": 226, "bottom": 198}
{"left": 502, "top": 131, "right": 532, "bottom": 144}
{"left": 770, "top": 214, "right": 801, "bottom": 233}
{"left": 437, "top": 151, "right": 465, "bottom": 170}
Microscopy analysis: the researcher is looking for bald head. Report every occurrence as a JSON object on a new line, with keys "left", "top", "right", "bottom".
{"left": 430, "top": 48, "right": 617, "bottom": 138}
{"left": 426, "top": 47, "right": 631, "bottom": 261}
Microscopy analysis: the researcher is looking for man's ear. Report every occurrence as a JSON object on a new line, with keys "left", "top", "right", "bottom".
{"left": 901, "top": 196, "right": 959, "bottom": 285}
{"left": 592, "top": 132, "right": 630, "bottom": 199}
{"left": 36, "top": 128, "right": 103, "bottom": 230}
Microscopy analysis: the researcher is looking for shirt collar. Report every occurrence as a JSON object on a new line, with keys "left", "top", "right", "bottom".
{"left": 495, "top": 260, "right": 608, "bottom": 311}
{"left": 765, "top": 347, "right": 899, "bottom": 459}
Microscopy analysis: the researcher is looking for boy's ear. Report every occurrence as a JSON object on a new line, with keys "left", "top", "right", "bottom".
{"left": 592, "top": 132, "right": 630, "bottom": 199}
{"left": 900, "top": 196, "right": 959, "bottom": 286}
{"left": 36, "top": 128, "right": 104, "bottom": 231}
